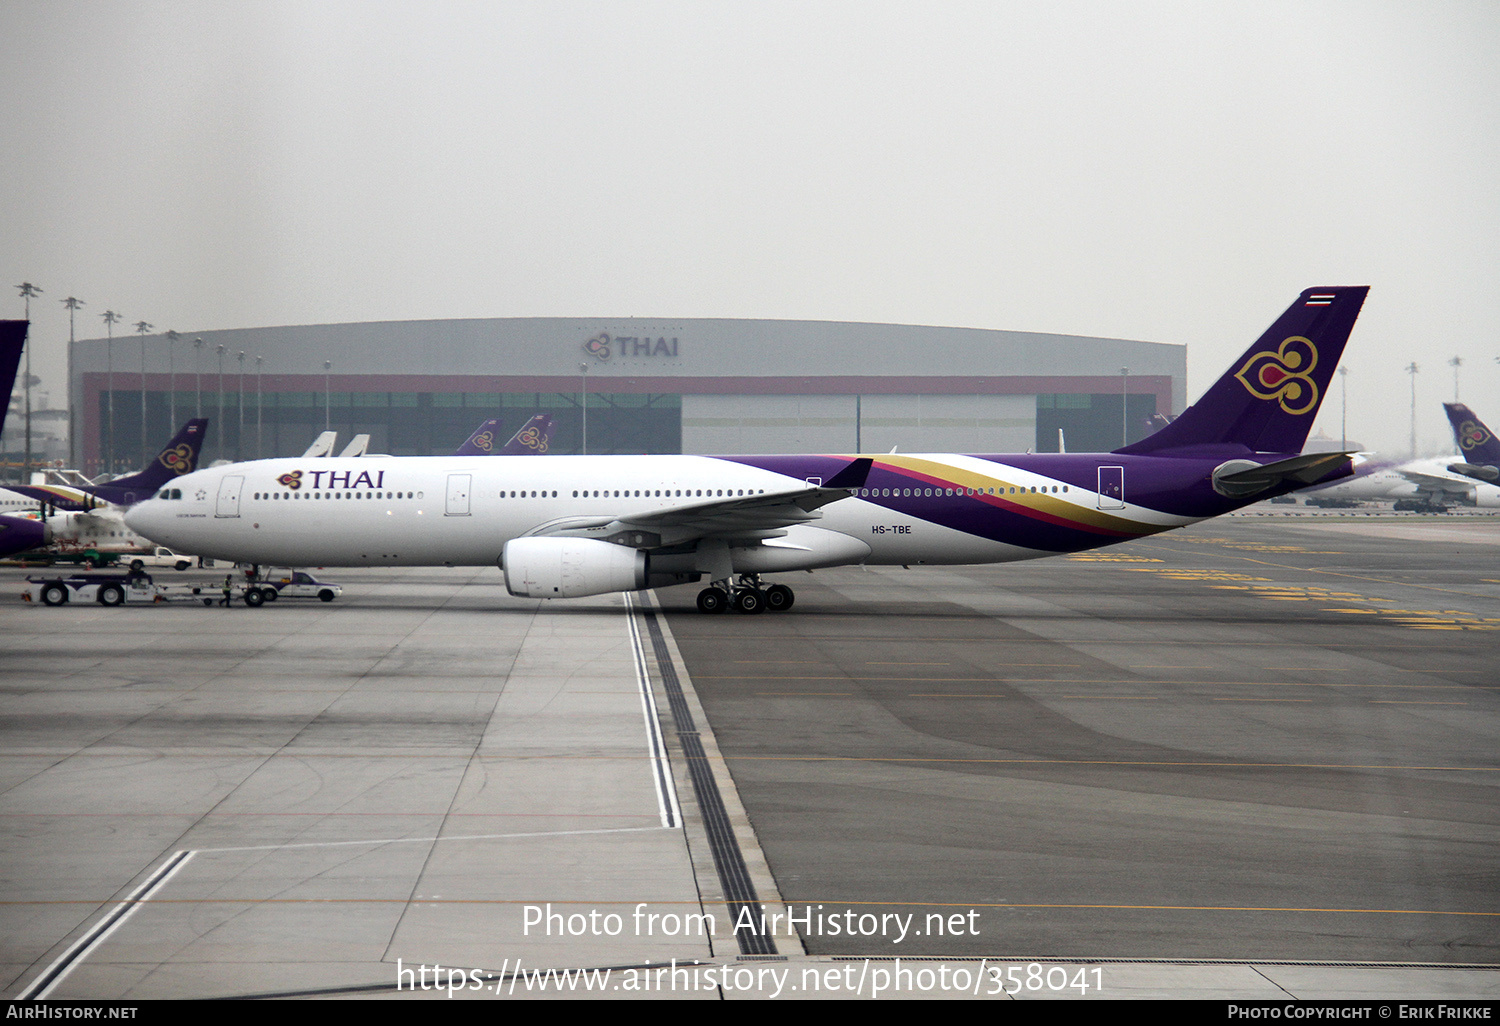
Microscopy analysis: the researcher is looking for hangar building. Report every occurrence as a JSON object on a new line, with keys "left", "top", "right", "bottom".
{"left": 69, "top": 317, "right": 1186, "bottom": 473}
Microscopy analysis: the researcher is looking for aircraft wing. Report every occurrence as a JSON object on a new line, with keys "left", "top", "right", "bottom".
{"left": 1395, "top": 466, "right": 1476, "bottom": 492}
{"left": 524, "top": 458, "right": 873, "bottom": 545}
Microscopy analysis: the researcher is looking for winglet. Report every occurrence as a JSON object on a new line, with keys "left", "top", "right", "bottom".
{"left": 823, "top": 457, "right": 874, "bottom": 490}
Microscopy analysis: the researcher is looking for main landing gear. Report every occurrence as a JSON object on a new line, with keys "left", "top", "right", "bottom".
{"left": 696, "top": 575, "right": 795, "bottom": 615}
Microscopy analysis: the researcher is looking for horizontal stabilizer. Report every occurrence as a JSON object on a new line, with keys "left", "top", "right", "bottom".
{"left": 1211, "top": 451, "right": 1355, "bottom": 498}
{"left": 1447, "top": 462, "right": 1499, "bottom": 483}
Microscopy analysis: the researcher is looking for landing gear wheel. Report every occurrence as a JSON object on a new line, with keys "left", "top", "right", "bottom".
{"left": 734, "top": 588, "right": 765, "bottom": 614}
{"left": 764, "top": 584, "right": 795, "bottom": 611}
{"left": 696, "top": 588, "right": 728, "bottom": 614}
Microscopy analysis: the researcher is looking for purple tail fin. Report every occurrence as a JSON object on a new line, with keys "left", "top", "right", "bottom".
{"left": 0, "top": 322, "right": 47, "bottom": 557}
{"left": 0, "top": 321, "right": 27, "bottom": 436}
{"left": 1444, "top": 403, "right": 1500, "bottom": 468}
{"left": 85, "top": 419, "right": 209, "bottom": 506}
{"left": 499, "top": 414, "right": 554, "bottom": 455}
{"left": 1116, "top": 287, "right": 1368, "bottom": 456}
{"left": 454, "top": 418, "right": 503, "bottom": 456}
{"left": 454, "top": 414, "right": 555, "bottom": 455}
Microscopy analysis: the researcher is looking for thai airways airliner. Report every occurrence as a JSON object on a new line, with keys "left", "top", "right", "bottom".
{"left": 126, "top": 287, "right": 1368, "bottom": 613}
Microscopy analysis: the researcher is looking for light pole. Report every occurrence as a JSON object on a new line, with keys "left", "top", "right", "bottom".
{"left": 323, "top": 361, "right": 331, "bottom": 432}
{"left": 1406, "top": 362, "right": 1419, "bottom": 458}
{"left": 255, "top": 355, "right": 263, "bottom": 459}
{"left": 216, "top": 344, "right": 226, "bottom": 463}
{"left": 193, "top": 338, "right": 204, "bottom": 418}
{"left": 62, "top": 296, "right": 84, "bottom": 468}
{"left": 1337, "top": 365, "right": 1348, "bottom": 450}
{"left": 1449, "top": 355, "right": 1462, "bottom": 403}
{"left": 1120, "top": 367, "right": 1129, "bottom": 447}
{"left": 102, "top": 310, "right": 121, "bottom": 474}
{"left": 579, "top": 363, "right": 589, "bottom": 455}
{"left": 134, "top": 321, "right": 153, "bottom": 463}
{"left": 236, "top": 351, "right": 245, "bottom": 461}
{"left": 165, "top": 330, "right": 179, "bottom": 430}
{"left": 15, "top": 283, "right": 41, "bottom": 479}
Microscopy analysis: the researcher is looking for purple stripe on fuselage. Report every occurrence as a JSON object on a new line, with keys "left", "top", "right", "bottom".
{"left": 719, "top": 452, "right": 1312, "bottom": 553}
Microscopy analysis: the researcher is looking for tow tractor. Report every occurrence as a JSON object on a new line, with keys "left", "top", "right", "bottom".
{"left": 22, "top": 570, "right": 242, "bottom": 607}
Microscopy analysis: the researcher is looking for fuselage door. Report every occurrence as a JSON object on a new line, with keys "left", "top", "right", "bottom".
{"left": 1097, "top": 466, "right": 1125, "bottom": 510}
{"left": 446, "top": 473, "right": 472, "bottom": 516}
{"left": 215, "top": 475, "right": 245, "bottom": 518}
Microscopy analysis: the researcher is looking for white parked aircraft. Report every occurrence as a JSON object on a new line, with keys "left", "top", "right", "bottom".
{"left": 1300, "top": 402, "right": 1500, "bottom": 511}
{"left": 126, "top": 288, "right": 1369, "bottom": 613}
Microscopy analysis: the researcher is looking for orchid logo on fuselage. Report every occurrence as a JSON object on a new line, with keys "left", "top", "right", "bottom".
{"left": 159, "top": 444, "right": 195, "bottom": 475}
{"left": 1234, "top": 336, "right": 1319, "bottom": 414}
{"left": 278, "top": 470, "right": 304, "bottom": 490}
{"left": 1458, "top": 421, "right": 1491, "bottom": 451}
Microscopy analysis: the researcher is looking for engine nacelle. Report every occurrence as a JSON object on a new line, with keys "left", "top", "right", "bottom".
{"left": 502, "top": 537, "right": 648, "bottom": 598}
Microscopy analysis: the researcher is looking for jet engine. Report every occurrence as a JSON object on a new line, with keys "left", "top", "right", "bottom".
{"left": 502, "top": 537, "right": 648, "bottom": 598}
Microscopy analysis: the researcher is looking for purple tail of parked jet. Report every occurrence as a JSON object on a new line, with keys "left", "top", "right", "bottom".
{"left": 454, "top": 414, "right": 555, "bottom": 456}
{"left": 0, "top": 321, "right": 50, "bottom": 556}
{"left": 1443, "top": 403, "right": 1500, "bottom": 482}
{"left": 81, "top": 419, "right": 210, "bottom": 506}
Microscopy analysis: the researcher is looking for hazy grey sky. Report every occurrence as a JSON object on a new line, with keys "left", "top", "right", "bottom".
{"left": 4, "top": 0, "right": 1497, "bottom": 455}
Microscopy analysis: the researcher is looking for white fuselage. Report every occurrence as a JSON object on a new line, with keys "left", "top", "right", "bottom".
{"left": 43, "top": 506, "right": 157, "bottom": 557}
{"left": 1306, "top": 456, "right": 1500, "bottom": 506}
{"left": 123, "top": 453, "right": 1195, "bottom": 572}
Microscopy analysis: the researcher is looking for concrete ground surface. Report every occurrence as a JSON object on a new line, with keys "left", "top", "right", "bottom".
{"left": 0, "top": 513, "right": 1496, "bottom": 1001}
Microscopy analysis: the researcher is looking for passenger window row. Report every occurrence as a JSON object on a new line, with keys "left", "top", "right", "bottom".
{"left": 249, "top": 491, "right": 423, "bottom": 500}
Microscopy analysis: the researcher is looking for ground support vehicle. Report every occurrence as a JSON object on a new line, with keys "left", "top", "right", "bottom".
{"left": 247, "top": 568, "right": 343, "bottom": 603}
{"left": 22, "top": 572, "right": 250, "bottom": 607}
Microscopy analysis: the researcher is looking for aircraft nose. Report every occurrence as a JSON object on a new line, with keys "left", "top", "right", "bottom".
{"left": 124, "top": 500, "right": 166, "bottom": 539}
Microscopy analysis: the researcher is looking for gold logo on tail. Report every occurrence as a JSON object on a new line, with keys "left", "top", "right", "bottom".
{"left": 158, "top": 444, "right": 195, "bottom": 475}
{"left": 1234, "top": 336, "right": 1319, "bottom": 415}
{"left": 1458, "top": 420, "right": 1490, "bottom": 451}
{"left": 518, "top": 427, "right": 547, "bottom": 453}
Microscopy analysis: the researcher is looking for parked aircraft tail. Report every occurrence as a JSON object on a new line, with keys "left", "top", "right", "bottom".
{"left": 84, "top": 419, "right": 209, "bottom": 506}
{"left": 500, "top": 414, "right": 554, "bottom": 455}
{"left": 455, "top": 414, "right": 555, "bottom": 456}
{"left": 1443, "top": 402, "right": 1500, "bottom": 481}
{"left": 1116, "top": 287, "right": 1368, "bottom": 456}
